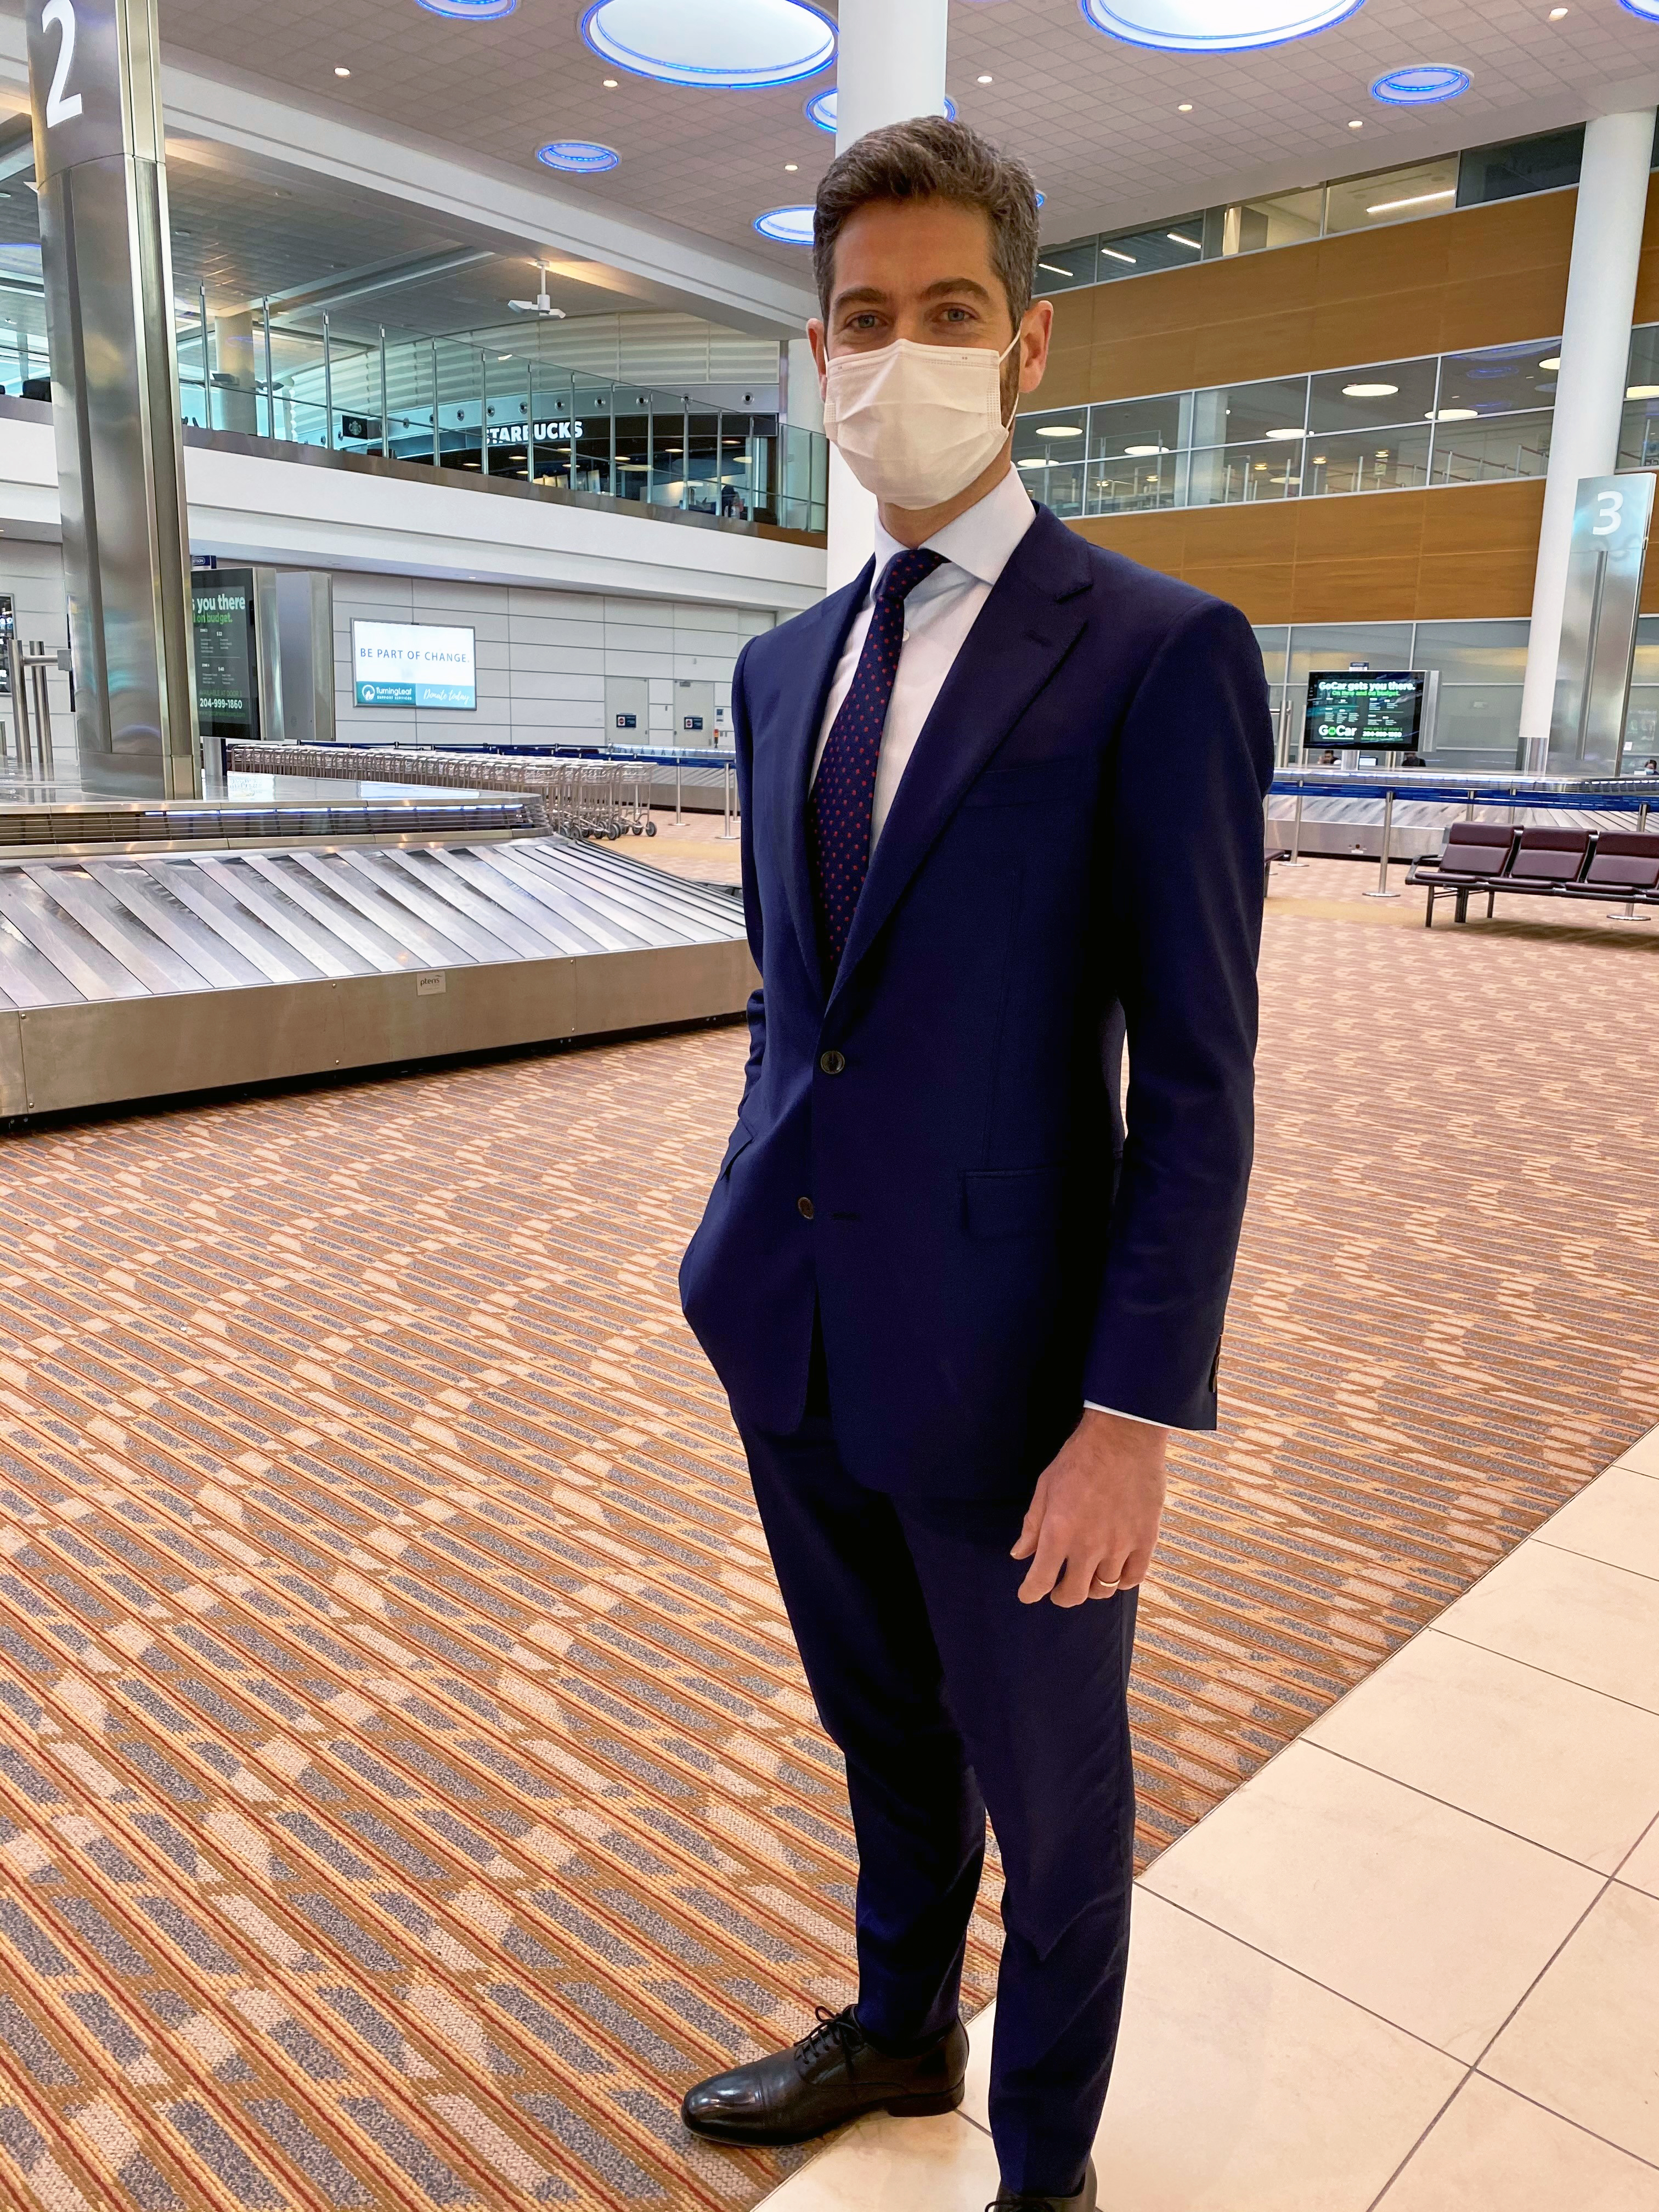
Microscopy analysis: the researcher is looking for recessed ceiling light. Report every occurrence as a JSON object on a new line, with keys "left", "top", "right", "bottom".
{"left": 1177, "top": 101, "right": 1193, "bottom": 111}
{"left": 1628, "top": 383, "right": 1659, "bottom": 399}
{"left": 1017, "top": 455, "right": 1047, "bottom": 468}
{"left": 603, "top": 76, "right": 619, "bottom": 84}
{"left": 1034, "top": 424, "right": 1082, "bottom": 436}
{"left": 978, "top": 73, "right": 994, "bottom": 83}
{"left": 1426, "top": 407, "right": 1478, "bottom": 421}
{"left": 1099, "top": 244, "right": 1137, "bottom": 264}
{"left": 1264, "top": 426, "right": 1306, "bottom": 439}
{"left": 754, "top": 204, "right": 815, "bottom": 244}
{"left": 1124, "top": 443, "right": 1168, "bottom": 455}
{"left": 1167, "top": 230, "right": 1203, "bottom": 250}
{"left": 1366, "top": 188, "right": 1455, "bottom": 213}
{"left": 581, "top": 0, "right": 837, "bottom": 89}
{"left": 784, "top": 161, "right": 798, "bottom": 171}
{"left": 1548, "top": 5, "right": 1568, "bottom": 14}
{"left": 1080, "top": 1, "right": 1364, "bottom": 53}
{"left": 334, "top": 65, "right": 351, "bottom": 76}
{"left": 806, "top": 89, "right": 954, "bottom": 131}
{"left": 536, "top": 139, "right": 620, "bottom": 173}
{"left": 1371, "top": 65, "right": 1470, "bottom": 106}
{"left": 1538, "top": 356, "right": 1561, "bottom": 370}
{"left": 1344, "top": 382, "right": 1399, "bottom": 396}
{"left": 1348, "top": 118, "right": 1364, "bottom": 128}
{"left": 1037, "top": 260, "right": 1073, "bottom": 275}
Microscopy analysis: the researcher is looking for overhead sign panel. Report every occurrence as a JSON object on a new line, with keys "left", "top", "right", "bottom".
{"left": 352, "top": 620, "right": 476, "bottom": 711}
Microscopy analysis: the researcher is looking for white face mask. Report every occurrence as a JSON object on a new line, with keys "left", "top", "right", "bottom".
{"left": 821, "top": 333, "right": 1020, "bottom": 511}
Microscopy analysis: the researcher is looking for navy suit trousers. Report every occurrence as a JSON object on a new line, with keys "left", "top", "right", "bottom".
{"left": 740, "top": 1408, "right": 1139, "bottom": 2197}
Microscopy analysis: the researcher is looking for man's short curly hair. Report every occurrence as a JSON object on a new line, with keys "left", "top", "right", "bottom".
{"left": 812, "top": 115, "right": 1040, "bottom": 330}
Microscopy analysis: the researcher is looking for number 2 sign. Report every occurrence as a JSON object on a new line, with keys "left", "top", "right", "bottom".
{"left": 25, "top": 0, "right": 135, "bottom": 182}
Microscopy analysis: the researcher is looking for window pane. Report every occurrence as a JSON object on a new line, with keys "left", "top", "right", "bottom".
{"left": 1190, "top": 378, "right": 1307, "bottom": 447}
{"left": 1288, "top": 625, "right": 1414, "bottom": 688}
{"left": 1087, "top": 450, "right": 1181, "bottom": 513}
{"left": 1430, "top": 409, "right": 1552, "bottom": 484}
{"left": 1252, "top": 627, "right": 1290, "bottom": 683}
{"left": 1095, "top": 216, "right": 1206, "bottom": 279}
{"left": 1218, "top": 188, "right": 1323, "bottom": 255}
{"left": 1034, "top": 240, "right": 1098, "bottom": 295}
{"left": 1457, "top": 127, "right": 1584, "bottom": 207}
{"left": 1324, "top": 157, "right": 1459, "bottom": 236}
{"left": 1303, "top": 424, "right": 1432, "bottom": 496}
{"left": 1412, "top": 621, "right": 1530, "bottom": 684}
{"left": 1013, "top": 404, "right": 1087, "bottom": 504}
{"left": 1188, "top": 441, "right": 1302, "bottom": 505}
{"left": 1088, "top": 394, "right": 1185, "bottom": 458}
{"left": 1436, "top": 341, "right": 1559, "bottom": 416}
{"left": 1308, "top": 357, "right": 1439, "bottom": 435}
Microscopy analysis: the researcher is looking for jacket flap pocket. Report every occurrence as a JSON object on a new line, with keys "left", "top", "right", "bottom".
{"left": 718, "top": 1125, "right": 754, "bottom": 1178}
{"left": 963, "top": 1164, "right": 1063, "bottom": 1239}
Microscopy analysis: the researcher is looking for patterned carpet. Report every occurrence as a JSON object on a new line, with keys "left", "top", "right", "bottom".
{"left": 0, "top": 860, "right": 1654, "bottom": 2211}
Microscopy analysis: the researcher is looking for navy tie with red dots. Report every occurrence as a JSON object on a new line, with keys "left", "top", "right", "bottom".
{"left": 806, "top": 545, "right": 945, "bottom": 977}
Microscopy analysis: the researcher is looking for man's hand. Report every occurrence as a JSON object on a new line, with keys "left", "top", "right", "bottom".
{"left": 1011, "top": 1409, "right": 1168, "bottom": 1607}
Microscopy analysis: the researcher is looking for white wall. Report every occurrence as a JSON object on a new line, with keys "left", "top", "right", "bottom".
{"left": 332, "top": 575, "right": 770, "bottom": 748}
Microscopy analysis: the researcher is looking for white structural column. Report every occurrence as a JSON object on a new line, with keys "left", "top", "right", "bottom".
{"left": 824, "top": 0, "right": 951, "bottom": 589}
{"left": 1518, "top": 108, "right": 1656, "bottom": 760}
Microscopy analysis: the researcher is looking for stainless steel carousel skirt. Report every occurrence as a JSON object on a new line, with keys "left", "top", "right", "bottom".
{"left": 0, "top": 835, "right": 754, "bottom": 1115}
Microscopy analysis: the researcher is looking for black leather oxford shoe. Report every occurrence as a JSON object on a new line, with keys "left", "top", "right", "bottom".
{"left": 986, "top": 2158, "right": 1098, "bottom": 2211}
{"left": 680, "top": 2005, "right": 968, "bottom": 2145}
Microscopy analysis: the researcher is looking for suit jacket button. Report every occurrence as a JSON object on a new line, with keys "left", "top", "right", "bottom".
{"left": 797, "top": 1197, "right": 815, "bottom": 1220}
{"left": 819, "top": 1050, "right": 845, "bottom": 1075}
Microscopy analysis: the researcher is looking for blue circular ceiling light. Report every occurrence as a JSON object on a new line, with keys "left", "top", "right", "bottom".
{"left": 1371, "top": 63, "right": 1469, "bottom": 104}
{"left": 536, "top": 140, "right": 620, "bottom": 173}
{"left": 583, "top": 0, "right": 836, "bottom": 89}
{"left": 1620, "top": 1, "right": 1659, "bottom": 19}
{"left": 1079, "top": 0, "right": 1365, "bottom": 52}
{"left": 417, "top": 0, "right": 516, "bottom": 17}
{"left": 755, "top": 205, "right": 816, "bottom": 245}
{"left": 805, "top": 88, "right": 956, "bottom": 132}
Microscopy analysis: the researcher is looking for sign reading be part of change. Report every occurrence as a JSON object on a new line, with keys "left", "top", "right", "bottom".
{"left": 352, "top": 619, "right": 477, "bottom": 710}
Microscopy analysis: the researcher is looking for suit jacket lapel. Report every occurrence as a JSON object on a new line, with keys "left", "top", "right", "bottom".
{"left": 828, "top": 508, "right": 1092, "bottom": 1005}
{"left": 770, "top": 558, "right": 873, "bottom": 1001}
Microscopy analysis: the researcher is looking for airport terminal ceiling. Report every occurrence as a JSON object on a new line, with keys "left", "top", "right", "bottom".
{"left": 136, "top": 0, "right": 1659, "bottom": 270}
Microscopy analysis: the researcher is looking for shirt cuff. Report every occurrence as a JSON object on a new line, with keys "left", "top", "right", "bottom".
{"left": 1083, "top": 1400, "right": 1192, "bottom": 1434}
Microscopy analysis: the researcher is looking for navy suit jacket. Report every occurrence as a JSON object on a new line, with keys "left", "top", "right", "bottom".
{"left": 680, "top": 501, "right": 1274, "bottom": 1498}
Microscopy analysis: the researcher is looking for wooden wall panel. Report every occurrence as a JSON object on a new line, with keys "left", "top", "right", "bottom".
{"left": 1026, "top": 184, "right": 1606, "bottom": 411}
{"left": 1068, "top": 479, "right": 1546, "bottom": 625}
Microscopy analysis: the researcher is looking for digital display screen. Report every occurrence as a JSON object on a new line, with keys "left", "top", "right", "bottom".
{"left": 191, "top": 569, "right": 259, "bottom": 742}
{"left": 1304, "top": 670, "right": 1426, "bottom": 752}
{"left": 352, "top": 620, "right": 476, "bottom": 711}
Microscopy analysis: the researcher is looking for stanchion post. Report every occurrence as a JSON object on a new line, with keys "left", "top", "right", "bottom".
{"left": 675, "top": 757, "right": 682, "bottom": 826}
{"left": 1612, "top": 797, "right": 1651, "bottom": 921}
{"left": 1365, "top": 785, "right": 1400, "bottom": 900}
{"left": 720, "top": 759, "right": 737, "bottom": 839}
{"left": 1289, "top": 783, "right": 1305, "bottom": 865}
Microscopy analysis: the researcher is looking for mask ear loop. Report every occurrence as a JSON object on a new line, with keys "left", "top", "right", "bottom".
{"left": 997, "top": 328, "right": 1024, "bottom": 433}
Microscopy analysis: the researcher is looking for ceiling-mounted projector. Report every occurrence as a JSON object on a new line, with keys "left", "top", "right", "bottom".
{"left": 509, "top": 267, "right": 565, "bottom": 317}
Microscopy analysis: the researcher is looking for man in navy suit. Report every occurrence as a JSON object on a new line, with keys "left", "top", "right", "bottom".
{"left": 679, "top": 117, "right": 1273, "bottom": 2212}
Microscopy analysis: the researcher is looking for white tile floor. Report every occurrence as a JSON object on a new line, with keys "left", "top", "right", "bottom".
{"left": 755, "top": 1425, "right": 1659, "bottom": 2209}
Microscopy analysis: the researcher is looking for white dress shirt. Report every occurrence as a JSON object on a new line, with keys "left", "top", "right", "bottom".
{"left": 810, "top": 464, "right": 1036, "bottom": 846}
{"left": 809, "top": 465, "right": 1167, "bottom": 1435}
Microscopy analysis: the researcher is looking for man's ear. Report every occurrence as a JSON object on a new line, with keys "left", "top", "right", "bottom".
{"left": 807, "top": 319, "right": 830, "bottom": 391}
{"left": 1018, "top": 299, "right": 1054, "bottom": 395}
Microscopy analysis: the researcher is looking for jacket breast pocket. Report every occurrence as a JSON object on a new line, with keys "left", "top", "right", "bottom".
{"left": 963, "top": 1164, "right": 1064, "bottom": 1240}
{"left": 961, "top": 759, "right": 1092, "bottom": 811}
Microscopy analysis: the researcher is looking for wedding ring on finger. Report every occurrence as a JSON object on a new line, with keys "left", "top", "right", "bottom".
{"left": 1090, "top": 1576, "right": 1120, "bottom": 1598}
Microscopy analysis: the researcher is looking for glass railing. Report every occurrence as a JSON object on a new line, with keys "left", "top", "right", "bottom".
{"left": 1033, "top": 124, "right": 1601, "bottom": 297}
{"left": 1013, "top": 333, "right": 1582, "bottom": 520}
{"left": 172, "top": 303, "right": 829, "bottom": 536}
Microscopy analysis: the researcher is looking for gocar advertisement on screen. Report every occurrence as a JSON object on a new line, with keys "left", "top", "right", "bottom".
{"left": 351, "top": 620, "right": 477, "bottom": 710}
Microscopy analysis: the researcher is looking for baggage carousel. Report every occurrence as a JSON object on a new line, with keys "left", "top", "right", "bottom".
{"left": 0, "top": 807, "right": 753, "bottom": 1116}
